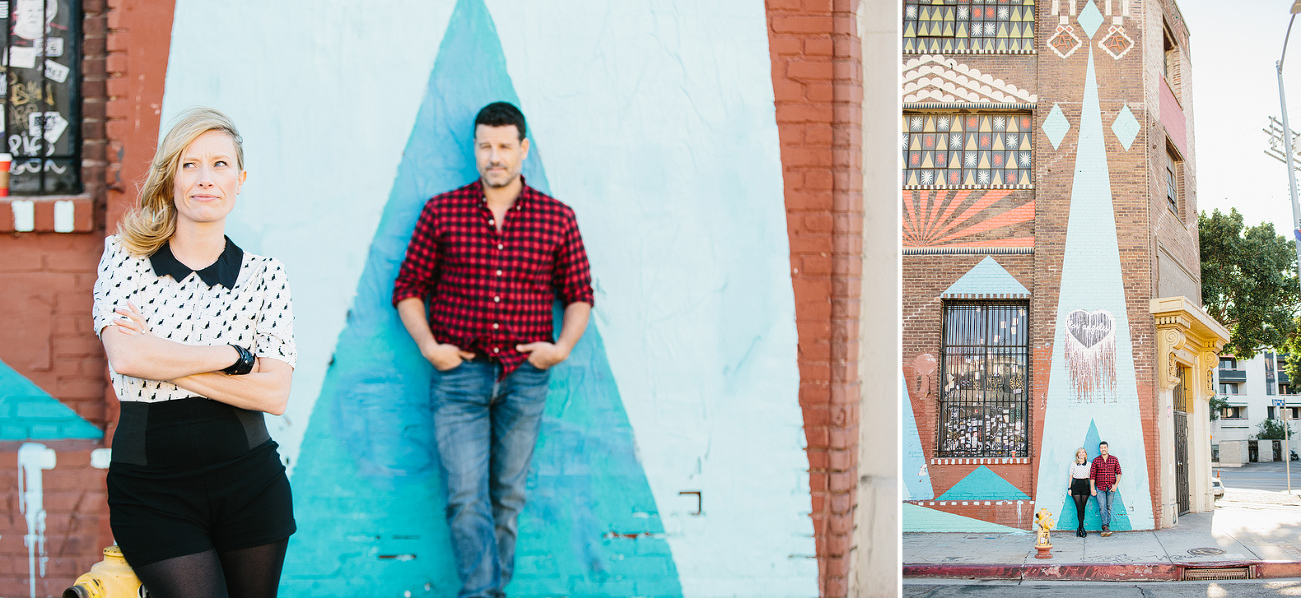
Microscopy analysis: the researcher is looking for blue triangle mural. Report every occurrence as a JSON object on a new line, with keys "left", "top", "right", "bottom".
{"left": 902, "top": 371, "right": 933, "bottom": 500}
{"left": 941, "top": 256, "right": 1029, "bottom": 298}
{"left": 279, "top": 1, "right": 681, "bottom": 596}
{"left": 936, "top": 465, "right": 1031, "bottom": 501}
{"left": 1055, "top": 419, "right": 1132, "bottom": 531}
{"left": 0, "top": 359, "right": 101, "bottom": 440}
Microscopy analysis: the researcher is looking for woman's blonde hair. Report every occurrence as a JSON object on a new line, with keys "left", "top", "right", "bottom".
{"left": 117, "top": 107, "right": 244, "bottom": 257}
{"left": 1075, "top": 447, "right": 1089, "bottom": 463}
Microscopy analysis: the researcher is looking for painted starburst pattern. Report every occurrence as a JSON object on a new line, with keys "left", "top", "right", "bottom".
{"left": 902, "top": 189, "right": 1035, "bottom": 249}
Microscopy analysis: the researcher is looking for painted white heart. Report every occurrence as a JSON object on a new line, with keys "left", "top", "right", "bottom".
{"left": 1067, "top": 309, "right": 1114, "bottom": 349}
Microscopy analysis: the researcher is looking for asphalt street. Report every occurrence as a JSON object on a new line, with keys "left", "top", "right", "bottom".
{"left": 905, "top": 578, "right": 1301, "bottom": 597}
{"left": 1217, "top": 461, "right": 1301, "bottom": 493}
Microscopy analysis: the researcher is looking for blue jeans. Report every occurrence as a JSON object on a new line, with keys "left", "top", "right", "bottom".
{"left": 432, "top": 360, "right": 550, "bottom": 598}
{"left": 1095, "top": 488, "right": 1116, "bottom": 528}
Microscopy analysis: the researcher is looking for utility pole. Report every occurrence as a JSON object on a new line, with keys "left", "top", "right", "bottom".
{"left": 1266, "top": 0, "right": 1301, "bottom": 493}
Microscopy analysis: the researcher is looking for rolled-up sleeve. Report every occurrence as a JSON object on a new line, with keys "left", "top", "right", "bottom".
{"left": 552, "top": 210, "right": 594, "bottom": 306}
{"left": 393, "top": 199, "right": 442, "bottom": 306}
{"left": 255, "top": 258, "right": 298, "bottom": 368}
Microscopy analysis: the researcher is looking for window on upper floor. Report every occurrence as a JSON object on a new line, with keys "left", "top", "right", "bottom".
{"left": 1163, "top": 25, "right": 1181, "bottom": 99}
{"left": 938, "top": 301, "right": 1029, "bottom": 457}
{"left": 903, "top": 112, "right": 1033, "bottom": 189}
{"left": 3, "top": 0, "right": 83, "bottom": 195}
{"left": 1220, "top": 357, "right": 1237, "bottom": 369}
{"left": 1221, "top": 406, "right": 1245, "bottom": 419}
{"left": 902, "top": 0, "right": 1036, "bottom": 54}
{"left": 1165, "top": 145, "right": 1183, "bottom": 217}
{"left": 1281, "top": 384, "right": 1295, "bottom": 396}
{"left": 1219, "top": 383, "right": 1239, "bottom": 395}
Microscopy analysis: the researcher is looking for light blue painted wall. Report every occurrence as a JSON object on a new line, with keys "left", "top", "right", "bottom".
{"left": 160, "top": 1, "right": 813, "bottom": 595}
{"left": 1031, "top": 48, "right": 1153, "bottom": 530}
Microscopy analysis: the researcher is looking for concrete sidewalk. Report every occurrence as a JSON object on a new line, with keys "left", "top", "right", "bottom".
{"left": 904, "top": 489, "right": 1301, "bottom": 581}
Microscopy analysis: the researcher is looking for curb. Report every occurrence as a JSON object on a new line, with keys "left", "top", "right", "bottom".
{"left": 904, "top": 560, "right": 1301, "bottom": 581}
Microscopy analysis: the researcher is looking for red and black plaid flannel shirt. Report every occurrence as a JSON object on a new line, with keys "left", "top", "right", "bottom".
{"left": 1090, "top": 455, "right": 1122, "bottom": 491}
{"left": 392, "top": 178, "right": 594, "bottom": 377}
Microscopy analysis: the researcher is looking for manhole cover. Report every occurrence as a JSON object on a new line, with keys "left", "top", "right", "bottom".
{"left": 1188, "top": 548, "right": 1226, "bottom": 556}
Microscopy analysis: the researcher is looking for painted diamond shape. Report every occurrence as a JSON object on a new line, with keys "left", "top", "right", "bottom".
{"left": 1100, "top": 24, "right": 1134, "bottom": 59}
{"left": 1043, "top": 103, "right": 1070, "bottom": 150}
{"left": 1111, "top": 104, "right": 1139, "bottom": 150}
{"left": 1048, "top": 25, "right": 1082, "bottom": 59}
{"left": 1078, "top": 0, "right": 1103, "bottom": 39}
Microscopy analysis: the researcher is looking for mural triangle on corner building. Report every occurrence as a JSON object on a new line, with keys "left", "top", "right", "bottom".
{"left": 936, "top": 465, "right": 1031, "bottom": 501}
{"left": 902, "top": 371, "right": 934, "bottom": 500}
{"left": 941, "top": 256, "right": 1030, "bottom": 299}
{"left": 280, "top": 0, "right": 683, "bottom": 595}
{"left": 1054, "top": 419, "right": 1133, "bottom": 531}
{"left": 0, "top": 358, "right": 102, "bottom": 440}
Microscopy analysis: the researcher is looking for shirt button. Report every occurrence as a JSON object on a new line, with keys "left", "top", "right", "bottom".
{"left": 489, "top": 219, "right": 495, "bottom": 225}
{"left": 493, "top": 323, "right": 500, "bottom": 330}
{"left": 493, "top": 347, "right": 500, "bottom": 353}
{"left": 496, "top": 270, "right": 502, "bottom": 276}
{"left": 494, "top": 296, "right": 500, "bottom": 302}
{"left": 498, "top": 244, "right": 504, "bottom": 250}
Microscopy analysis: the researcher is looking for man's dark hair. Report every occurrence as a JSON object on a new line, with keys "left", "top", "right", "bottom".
{"left": 1099, "top": 441, "right": 1108, "bottom": 447}
{"left": 474, "top": 102, "right": 527, "bottom": 141}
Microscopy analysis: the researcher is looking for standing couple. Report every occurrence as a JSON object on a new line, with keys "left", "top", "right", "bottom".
{"left": 94, "top": 101, "right": 591, "bottom": 598}
{"left": 1066, "top": 441, "right": 1123, "bottom": 538}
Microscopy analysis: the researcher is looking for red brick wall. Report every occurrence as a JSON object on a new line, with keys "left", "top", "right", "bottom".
{"left": 0, "top": 0, "right": 116, "bottom": 592}
{"left": 766, "top": 1, "right": 863, "bottom": 596}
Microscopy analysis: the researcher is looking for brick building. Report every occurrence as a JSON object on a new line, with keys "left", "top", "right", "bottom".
{"left": 900, "top": 0, "right": 1228, "bottom": 532}
{"left": 0, "top": 0, "right": 896, "bottom": 596}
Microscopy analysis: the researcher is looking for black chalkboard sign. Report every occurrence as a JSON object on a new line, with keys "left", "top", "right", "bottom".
{"left": 2, "top": 0, "right": 81, "bottom": 195}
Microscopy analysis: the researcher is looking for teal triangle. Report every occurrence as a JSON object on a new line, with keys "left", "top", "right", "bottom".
{"left": 902, "top": 371, "right": 934, "bottom": 500}
{"left": 280, "top": 1, "right": 682, "bottom": 595}
{"left": 902, "top": 503, "right": 1027, "bottom": 533}
{"left": 936, "top": 465, "right": 1031, "bottom": 501}
{"left": 1055, "top": 420, "right": 1133, "bottom": 531}
{"left": 941, "top": 256, "right": 1030, "bottom": 298}
{"left": 0, "top": 358, "right": 102, "bottom": 440}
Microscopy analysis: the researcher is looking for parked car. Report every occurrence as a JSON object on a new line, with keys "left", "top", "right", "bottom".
{"left": 1211, "top": 476, "right": 1225, "bottom": 499}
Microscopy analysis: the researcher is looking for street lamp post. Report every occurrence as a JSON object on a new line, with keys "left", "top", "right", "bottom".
{"left": 1275, "top": 0, "right": 1301, "bottom": 494}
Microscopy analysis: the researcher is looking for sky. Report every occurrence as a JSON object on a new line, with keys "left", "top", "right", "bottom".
{"left": 1182, "top": 0, "right": 1301, "bottom": 235}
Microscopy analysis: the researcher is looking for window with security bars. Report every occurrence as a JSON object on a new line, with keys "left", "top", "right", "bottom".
{"left": 3, "top": 0, "right": 82, "bottom": 195}
{"left": 939, "top": 302, "right": 1029, "bottom": 457}
{"left": 903, "top": 0, "right": 1036, "bottom": 54}
{"left": 903, "top": 112, "right": 1033, "bottom": 189}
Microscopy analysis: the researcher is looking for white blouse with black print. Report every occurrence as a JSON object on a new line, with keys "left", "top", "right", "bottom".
{"left": 1069, "top": 463, "right": 1091, "bottom": 479}
{"left": 92, "top": 234, "right": 296, "bottom": 404}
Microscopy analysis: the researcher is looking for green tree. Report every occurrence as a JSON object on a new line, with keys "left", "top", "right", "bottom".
{"left": 1200, "top": 208, "right": 1299, "bottom": 361}
{"left": 1255, "top": 418, "right": 1295, "bottom": 440}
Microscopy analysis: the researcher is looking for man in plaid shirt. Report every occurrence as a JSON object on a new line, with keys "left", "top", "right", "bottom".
{"left": 1090, "top": 440, "right": 1122, "bottom": 536}
{"left": 393, "top": 102, "right": 592, "bottom": 598}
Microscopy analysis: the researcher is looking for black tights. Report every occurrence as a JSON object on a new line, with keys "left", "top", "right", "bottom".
{"left": 1072, "top": 493, "right": 1088, "bottom": 529}
{"left": 133, "top": 540, "right": 289, "bottom": 598}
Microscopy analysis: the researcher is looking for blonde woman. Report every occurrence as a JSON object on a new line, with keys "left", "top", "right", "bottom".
{"left": 1067, "top": 447, "right": 1092, "bottom": 537}
{"left": 93, "top": 107, "right": 296, "bottom": 597}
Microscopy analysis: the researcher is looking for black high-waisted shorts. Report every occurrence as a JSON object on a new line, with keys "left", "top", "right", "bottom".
{"left": 107, "top": 397, "right": 296, "bottom": 568}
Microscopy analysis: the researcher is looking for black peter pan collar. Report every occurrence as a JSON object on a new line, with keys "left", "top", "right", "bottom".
{"left": 149, "top": 236, "right": 244, "bottom": 288}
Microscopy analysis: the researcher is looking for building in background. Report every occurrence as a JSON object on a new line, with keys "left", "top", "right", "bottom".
{"left": 901, "top": 0, "right": 1229, "bottom": 533}
{"left": 1213, "top": 351, "right": 1301, "bottom": 466}
{"left": 0, "top": 1, "right": 899, "bottom": 596}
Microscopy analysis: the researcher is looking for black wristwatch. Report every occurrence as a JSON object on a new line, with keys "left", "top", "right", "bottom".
{"left": 222, "top": 344, "right": 255, "bottom": 375}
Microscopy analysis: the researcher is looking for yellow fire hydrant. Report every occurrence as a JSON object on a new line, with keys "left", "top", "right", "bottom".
{"left": 62, "top": 546, "right": 147, "bottom": 598}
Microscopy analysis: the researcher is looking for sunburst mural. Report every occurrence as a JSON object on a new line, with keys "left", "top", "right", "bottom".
{"left": 902, "top": 189, "right": 1034, "bottom": 248}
